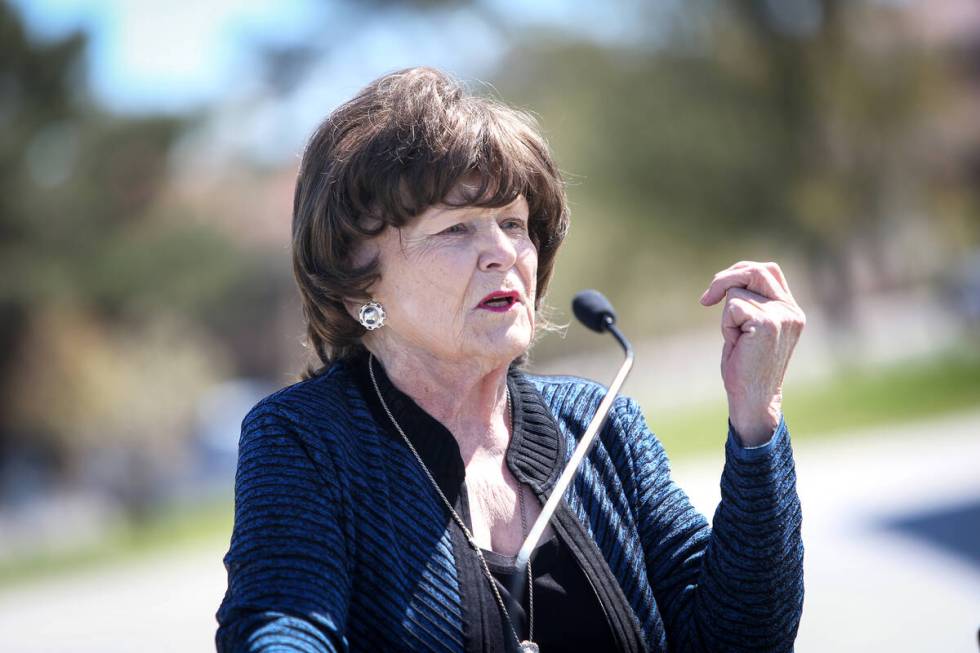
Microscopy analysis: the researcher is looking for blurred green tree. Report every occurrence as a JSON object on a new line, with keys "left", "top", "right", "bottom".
{"left": 0, "top": 1, "right": 281, "bottom": 516}
{"left": 487, "top": 0, "right": 972, "bottom": 354}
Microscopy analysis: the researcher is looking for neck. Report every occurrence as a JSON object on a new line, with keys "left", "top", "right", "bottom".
{"left": 366, "top": 344, "right": 513, "bottom": 461}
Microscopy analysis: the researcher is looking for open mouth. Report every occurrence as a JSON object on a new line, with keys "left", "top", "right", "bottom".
{"left": 478, "top": 291, "right": 520, "bottom": 311}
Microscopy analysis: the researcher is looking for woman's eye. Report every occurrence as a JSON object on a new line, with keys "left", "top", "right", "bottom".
{"left": 503, "top": 219, "right": 527, "bottom": 232}
{"left": 439, "top": 223, "right": 467, "bottom": 235}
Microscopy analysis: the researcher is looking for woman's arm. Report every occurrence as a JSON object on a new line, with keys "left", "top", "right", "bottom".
{"left": 215, "top": 399, "right": 351, "bottom": 653}
{"left": 623, "top": 398, "right": 804, "bottom": 652}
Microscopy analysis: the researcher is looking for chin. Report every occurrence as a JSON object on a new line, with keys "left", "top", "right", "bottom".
{"left": 495, "top": 328, "right": 533, "bottom": 363}
{"left": 464, "top": 328, "right": 532, "bottom": 366}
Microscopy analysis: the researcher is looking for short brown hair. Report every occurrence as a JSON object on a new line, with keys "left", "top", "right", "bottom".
{"left": 291, "top": 66, "right": 569, "bottom": 375}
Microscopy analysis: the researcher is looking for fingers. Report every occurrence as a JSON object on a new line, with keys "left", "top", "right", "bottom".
{"left": 722, "top": 286, "right": 805, "bottom": 344}
{"left": 700, "top": 261, "right": 792, "bottom": 306}
{"left": 763, "top": 262, "right": 791, "bottom": 297}
{"left": 720, "top": 292, "right": 761, "bottom": 364}
{"left": 730, "top": 260, "right": 791, "bottom": 295}
{"left": 721, "top": 289, "right": 768, "bottom": 340}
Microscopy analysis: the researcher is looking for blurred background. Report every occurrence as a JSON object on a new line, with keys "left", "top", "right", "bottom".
{"left": 0, "top": 0, "right": 978, "bottom": 650}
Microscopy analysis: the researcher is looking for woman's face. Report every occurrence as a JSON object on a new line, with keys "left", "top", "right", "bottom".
{"left": 363, "top": 188, "right": 538, "bottom": 368}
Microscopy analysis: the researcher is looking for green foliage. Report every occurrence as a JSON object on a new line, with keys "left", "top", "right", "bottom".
{"left": 0, "top": 3, "right": 280, "bottom": 482}
{"left": 497, "top": 42, "right": 790, "bottom": 241}
{"left": 491, "top": 0, "right": 977, "bottom": 355}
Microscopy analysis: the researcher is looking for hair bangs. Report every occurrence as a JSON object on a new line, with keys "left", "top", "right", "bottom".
{"left": 372, "top": 101, "right": 551, "bottom": 229}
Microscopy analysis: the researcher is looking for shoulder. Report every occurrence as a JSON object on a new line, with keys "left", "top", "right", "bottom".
{"left": 520, "top": 372, "right": 663, "bottom": 489}
{"left": 520, "top": 371, "right": 645, "bottom": 433}
{"left": 233, "top": 361, "right": 379, "bottom": 495}
{"left": 239, "top": 361, "right": 369, "bottom": 457}
{"left": 524, "top": 372, "right": 604, "bottom": 404}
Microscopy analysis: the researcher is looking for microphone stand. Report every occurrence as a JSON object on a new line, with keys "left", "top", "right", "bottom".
{"left": 507, "top": 311, "right": 634, "bottom": 626}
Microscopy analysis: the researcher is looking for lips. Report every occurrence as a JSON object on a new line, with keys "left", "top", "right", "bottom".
{"left": 477, "top": 290, "right": 521, "bottom": 312}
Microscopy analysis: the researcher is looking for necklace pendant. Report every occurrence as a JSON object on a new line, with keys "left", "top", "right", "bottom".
{"left": 519, "top": 641, "right": 539, "bottom": 653}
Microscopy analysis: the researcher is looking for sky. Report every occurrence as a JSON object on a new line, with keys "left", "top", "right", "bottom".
{"left": 11, "top": 0, "right": 333, "bottom": 114}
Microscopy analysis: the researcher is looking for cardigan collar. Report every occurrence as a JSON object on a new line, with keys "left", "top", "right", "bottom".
{"left": 345, "top": 352, "right": 566, "bottom": 504}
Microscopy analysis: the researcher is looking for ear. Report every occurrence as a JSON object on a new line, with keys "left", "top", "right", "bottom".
{"left": 343, "top": 298, "right": 365, "bottom": 323}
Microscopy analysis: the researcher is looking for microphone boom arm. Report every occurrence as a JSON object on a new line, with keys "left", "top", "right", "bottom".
{"left": 514, "top": 322, "right": 634, "bottom": 572}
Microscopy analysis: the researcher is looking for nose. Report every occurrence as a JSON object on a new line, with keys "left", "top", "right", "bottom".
{"left": 477, "top": 222, "right": 518, "bottom": 272}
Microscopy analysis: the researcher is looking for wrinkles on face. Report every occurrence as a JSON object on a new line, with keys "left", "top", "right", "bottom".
{"left": 366, "top": 195, "right": 538, "bottom": 366}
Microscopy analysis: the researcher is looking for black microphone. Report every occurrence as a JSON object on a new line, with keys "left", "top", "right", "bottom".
{"left": 510, "top": 289, "right": 636, "bottom": 606}
{"left": 572, "top": 289, "right": 631, "bottom": 356}
{"left": 572, "top": 289, "right": 616, "bottom": 333}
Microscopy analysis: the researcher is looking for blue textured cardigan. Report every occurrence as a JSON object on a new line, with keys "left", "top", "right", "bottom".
{"left": 215, "top": 357, "right": 804, "bottom": 652}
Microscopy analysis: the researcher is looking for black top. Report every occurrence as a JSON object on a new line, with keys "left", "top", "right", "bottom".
{"left": 481, "top": 532, "right": 617, "bottom": 651}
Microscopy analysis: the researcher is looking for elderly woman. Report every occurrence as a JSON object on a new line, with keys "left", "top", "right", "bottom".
{"left": 216, "top": 67, "right": 806, "bottom": 652}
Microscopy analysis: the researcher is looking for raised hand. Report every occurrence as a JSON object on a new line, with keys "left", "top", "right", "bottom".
{"left": 699, "top": 261, "right": 806, "bottom": 446}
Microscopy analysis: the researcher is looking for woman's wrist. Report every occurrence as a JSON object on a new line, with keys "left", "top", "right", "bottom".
{"left": 728, "top": 399, "right": 782, "bottom": 447}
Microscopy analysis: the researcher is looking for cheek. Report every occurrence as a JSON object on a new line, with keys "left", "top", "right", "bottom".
{"left": 424, "top": 254, "right": 470, "bottom": 298}
{"left": 394, "top": 256, "right": 472, "bottom": 322}
{"left": 519, "top": 247, "right": 539, "bottom": 296}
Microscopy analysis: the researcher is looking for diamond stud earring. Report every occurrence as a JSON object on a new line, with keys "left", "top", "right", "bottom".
{"left": 358, "top": 301, "right": 386, "bottom": 330}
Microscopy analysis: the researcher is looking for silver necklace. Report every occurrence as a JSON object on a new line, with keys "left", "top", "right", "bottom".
{"left": 368, "top": 354, "right": 538, "bottom": 653}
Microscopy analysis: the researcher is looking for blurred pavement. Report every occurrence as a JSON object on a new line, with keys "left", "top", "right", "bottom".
{"left": 0, "top": 410, "right": 978, "bottom": 652}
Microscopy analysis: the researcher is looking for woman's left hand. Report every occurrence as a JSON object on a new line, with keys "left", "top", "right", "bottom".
{"left": 699, "top": 261, "right": 806, "bottom": 446}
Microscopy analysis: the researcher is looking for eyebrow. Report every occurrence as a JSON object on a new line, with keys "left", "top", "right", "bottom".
{"left": 419, "top": 198, "right": 528, "bottom": 226}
